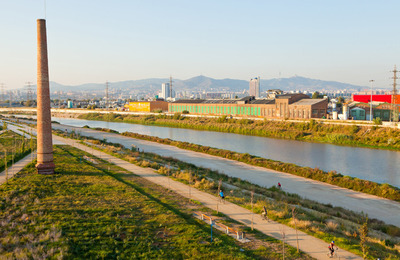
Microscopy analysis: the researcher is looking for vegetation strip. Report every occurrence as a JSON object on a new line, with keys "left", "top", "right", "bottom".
{"left": 78, "top": 112, "right": 400, "bottom": 151}
{"left": 54, "top": 129, "right": 400, "bottom": 259}
{"left": 117, "top": 131, "right": 400, "bottom": 202}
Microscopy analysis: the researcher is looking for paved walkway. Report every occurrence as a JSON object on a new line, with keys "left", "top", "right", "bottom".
{"left": 0, "top": 152, "right": 36, "bottom": 184}
{"left": 52, "top": 123, "right": 400, "bottom": 228}
{"left": 54, "top": 135, "right": 360, "bottom": 260}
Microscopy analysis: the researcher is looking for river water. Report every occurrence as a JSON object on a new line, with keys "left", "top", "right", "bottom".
{"left": 47, "top": 117, "right": 400, "bottom": 188}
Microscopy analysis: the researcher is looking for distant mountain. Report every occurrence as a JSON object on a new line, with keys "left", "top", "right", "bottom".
{"left": 261, "top": 76, "right": 365, "bottom": 92}
{"left": 47, "top": 75, "right": 367, "bottom": 93}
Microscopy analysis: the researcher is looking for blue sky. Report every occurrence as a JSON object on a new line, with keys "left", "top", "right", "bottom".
{"left": 0, "top": 0, "right": 399, "bottom": 90}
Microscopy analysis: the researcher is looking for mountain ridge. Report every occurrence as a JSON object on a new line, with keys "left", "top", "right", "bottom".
{"left": 48, "top": 75, "right": 369, "bottom": 93}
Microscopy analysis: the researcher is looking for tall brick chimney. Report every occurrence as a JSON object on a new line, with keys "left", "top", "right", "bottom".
{"left": 36, "top": 19, "right": 55, "bottom": 174}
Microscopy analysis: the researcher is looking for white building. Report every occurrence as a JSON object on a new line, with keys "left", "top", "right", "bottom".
{"left": 160, "top": 83, "right": 170, "bottom": 99}
{"left": 249, "top": 77, "right": 260, "bottom": 98}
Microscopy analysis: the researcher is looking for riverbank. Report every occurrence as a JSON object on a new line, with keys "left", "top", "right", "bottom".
{"left": 77, "top": 112, "right": 400, "bottom": 151}
{"left": 53, "top": 130, "right": 400, "bottom": 259}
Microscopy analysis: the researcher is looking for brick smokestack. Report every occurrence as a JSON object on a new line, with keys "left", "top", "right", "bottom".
{"left": 36, "top": 19, "right": 55, "bottom": 174}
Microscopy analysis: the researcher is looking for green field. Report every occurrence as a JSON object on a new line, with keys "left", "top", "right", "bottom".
{"left": 0, "top": 145, "right": 308, "bottom": 259}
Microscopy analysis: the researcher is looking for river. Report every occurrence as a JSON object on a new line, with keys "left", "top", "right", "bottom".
{"left": 10, "top": 115, "right": 400, "bottom": 188}
{"left": 47, "top": 117, "right": 400, "bottom": 188}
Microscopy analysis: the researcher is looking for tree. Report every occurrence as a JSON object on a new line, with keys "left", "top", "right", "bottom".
{"left": 338, "top": 96, "right": 345, "bottom": 103}
{"left": 359, "top": 216, "right": 369, "bottom": 259}
{"left": 312, "top": 92, "right": 320, "bottom": 99}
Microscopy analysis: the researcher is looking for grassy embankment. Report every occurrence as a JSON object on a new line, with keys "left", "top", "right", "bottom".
{"left": 78, "top": 112, "right": 400, "bottom": 151}
{"left": 0, "top": 145, "right": 307, "bottom": 259}
{"left": 0, "top": 130, "right": 35, "bottom": 174}
{"left": 56, "top": 129, "right": 400, "bottom": 259}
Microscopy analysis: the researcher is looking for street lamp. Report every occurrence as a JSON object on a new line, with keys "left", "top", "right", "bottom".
{"left": 369, "top": 80, "right": 374, "bottom": 121}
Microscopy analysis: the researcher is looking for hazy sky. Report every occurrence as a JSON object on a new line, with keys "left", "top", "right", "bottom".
{"left": 1, "top": 0, "right": 399, "bottom": 90}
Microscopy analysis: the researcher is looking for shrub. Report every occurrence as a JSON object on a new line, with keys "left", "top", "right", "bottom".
{"left": 173, "top": 113, "right": 182, "bottom": 120}
{"left": 182, "top": 110, "right": 189, "bottom": 114}
{"left": 373, "top": 117, "right": 382, "bottom": 125}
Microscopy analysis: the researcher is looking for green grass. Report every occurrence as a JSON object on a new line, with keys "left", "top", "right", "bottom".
{"left": 0, "top": 145, "right": 309, "bottom": 259}
{"left": 62, "top": 131, "right": 400, "bottom": 260}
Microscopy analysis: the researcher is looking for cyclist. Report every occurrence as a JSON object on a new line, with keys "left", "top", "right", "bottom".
{"left": 328, "top": 241, "right": 336, "bottom": 257}
{"left": 262, "top": 206, "right": 268, "bottom": 221}
{"left": 219, "top": 190, "right": 225, "bottom": 202}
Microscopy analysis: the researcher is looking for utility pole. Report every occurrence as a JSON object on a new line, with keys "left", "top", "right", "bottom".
{"left": 369, "top": 80, "right": 374, "bottom": 121}
{"left": 9, "top": 91, "right": 12, "bottom": 107}
{"left": 0, "top": 83, "right": 4, "bottom": 104}
{"left": 391, "top": 65, "right": 399, "bottom": 122}
{"left": 169, "top": 76, "right": 173, "bottom": 100}
{"left": 25, "top": 82, "right": 33, "bottom": 103}
{"left": 58, "top": 92, "right": 61, "bottom": 108}
{"left": 105, "top": 81, "right": 109, "bottom": 109}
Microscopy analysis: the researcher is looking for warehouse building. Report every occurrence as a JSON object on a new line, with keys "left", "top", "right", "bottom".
{"left": 126, "top": 100, "right": 169, "bottom": 112}
{"left": 169, "top": 94, "right": 328, "bottom": 119}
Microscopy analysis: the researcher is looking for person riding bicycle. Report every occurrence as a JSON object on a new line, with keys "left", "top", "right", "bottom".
{"left": 219, "top": 190, "right": 225, "bottom": 200}
{"left": 328, "top": 241, "right": 336, "bottom": 257}
{"left": 262, "top": 206, "right": 268, "bottom": 220}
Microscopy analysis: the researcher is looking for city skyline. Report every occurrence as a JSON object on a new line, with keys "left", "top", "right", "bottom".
{"left": 1, "top": 1, "right": 399, "bottom": 90}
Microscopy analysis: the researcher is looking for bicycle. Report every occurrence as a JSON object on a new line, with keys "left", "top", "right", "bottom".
{"left": 261, "top": 206, "right": 269, "bottom": 221}
{"left": 327, "top": 247, "right": 338, "bottom": 258}
{"left": 261, "top": 212, "right": 269, "bottom": 221}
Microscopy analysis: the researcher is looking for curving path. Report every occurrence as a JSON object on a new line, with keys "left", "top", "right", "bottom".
{"left": 55, "top": 134, "right": 361, "bottom": 260}
{"left": 51, "top": 123, "right": 400, "bottom": 228}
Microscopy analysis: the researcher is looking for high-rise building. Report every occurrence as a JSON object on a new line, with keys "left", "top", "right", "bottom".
{"left": 161, "top": 83, "right": 170, "bottom": 99}
{"left": 249, "top": 77, "right": 260, "bottom": 98}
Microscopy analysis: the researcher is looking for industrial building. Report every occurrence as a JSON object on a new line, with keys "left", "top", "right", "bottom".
{"left": 352, "top": 94, "right": 400, "bottom": 104}
{"left": 351, "top": 94, "right": 400, "bottom": 121}
{"left": 126, "top": 100, "right": 169, "bottom": 112}
{"left": 169, "top": 94, "right": 328, "bottom": 119}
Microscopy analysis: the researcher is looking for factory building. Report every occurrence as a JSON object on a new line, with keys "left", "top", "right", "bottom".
{"left": 352, "top": 94, "right": 400, "bottom": 104}
{"left": 169, "top": 94, "right": 328, "bottom": 119}
{"left": 126, "top": 101, "right": 168, "bottom": 112}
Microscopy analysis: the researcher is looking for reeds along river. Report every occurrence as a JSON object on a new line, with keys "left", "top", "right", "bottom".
{"left": 49, "top": 117, "right": 400, "bottom": 188}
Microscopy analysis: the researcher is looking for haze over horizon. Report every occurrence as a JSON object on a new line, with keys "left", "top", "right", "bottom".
{"left": 1, "top": 1, "right": 399, "bottom": 90}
